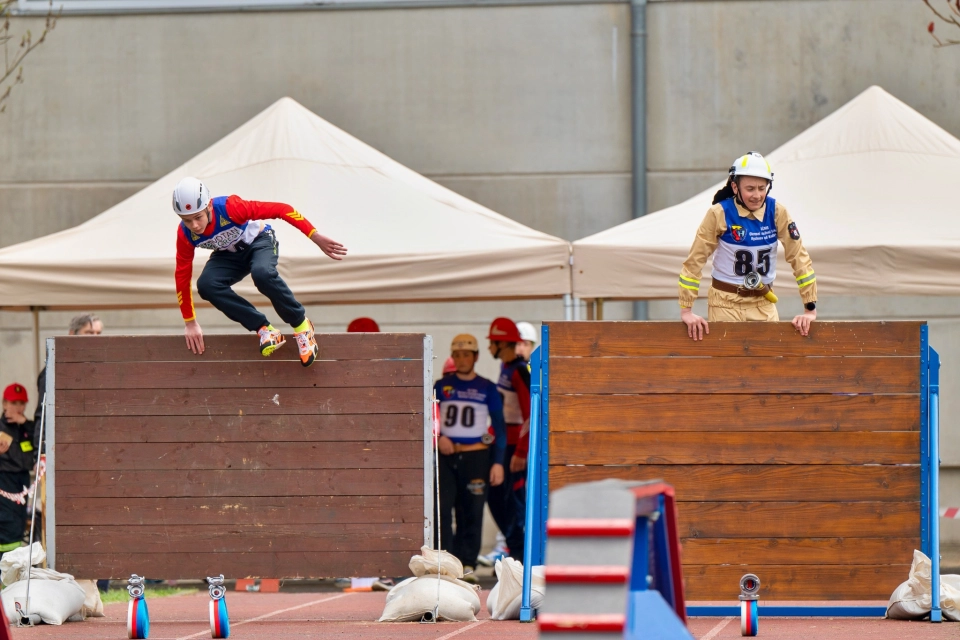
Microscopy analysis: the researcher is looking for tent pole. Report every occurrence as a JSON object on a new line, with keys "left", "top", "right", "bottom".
{"left": 31, "top": 307, "right": 40, "bottom": 379}
{"left": 631, "top": 0, "right": 649, "bottom": 322}
{"left": 563, "top": 294, "right": 573, "bottom": 321}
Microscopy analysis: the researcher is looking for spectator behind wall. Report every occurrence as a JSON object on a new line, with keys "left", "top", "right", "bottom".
{"left": 347, "top": 317, "right": 379, "bottom": 333}
{"left": 515, "top": 322, "right": 539, "bottom": 360}
{"left": 0, "top": 383, "right": 36, "bottom": 551}
{"left": 34, "top": 314, "right": 103, "bottom": 426}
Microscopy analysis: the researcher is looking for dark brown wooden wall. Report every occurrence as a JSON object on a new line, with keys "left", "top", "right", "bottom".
{"left": 51, "top": 334, "right": 426, "bottom": 579}
{"left": 546, "top": 321, "right": 922, "bottom": 600}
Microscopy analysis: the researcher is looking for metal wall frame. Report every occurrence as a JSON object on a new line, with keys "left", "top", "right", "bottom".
{"left": 422, "top": 335, "right": 435, "bottom": 549}
{"left": 43, "top": 337, "right": 56, "bottom": 570}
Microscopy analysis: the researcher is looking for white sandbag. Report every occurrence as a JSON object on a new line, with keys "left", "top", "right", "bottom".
{"left": 0, "top": 542, "right": 44, "bottom": 586}
{"left": 408, "top": 545, "right": 463, "bottom": 578}
{"left": 887, "top": 549, "right": 960, "bottom": 621}
{"left": 486, "top": 557, "right": 545, "bottom": 620}
{"left": 1, "top": 578, "right": 86, "bottom": 625}
{"left": 76, "top": 580, "right": 105, "bottom": 618}
{"left": 379, "top": 574, "right": 481, "bottom": 622}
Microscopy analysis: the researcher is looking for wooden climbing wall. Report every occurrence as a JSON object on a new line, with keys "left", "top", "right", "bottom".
{"left": 47, "top": 333, "right": 430, "bottom": 580}
{"left": 546, "top": 321, "right": 924, "bottom": 600}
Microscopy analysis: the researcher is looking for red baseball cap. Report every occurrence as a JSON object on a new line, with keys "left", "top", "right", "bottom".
{"left": 347, "top": 317, "right": 380, "bottom": 333}
{"left": 3, "top": 383, "right": 28, "bottom": 403}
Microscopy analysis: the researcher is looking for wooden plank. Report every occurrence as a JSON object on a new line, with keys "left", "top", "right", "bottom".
{"left": 56, "top": 359, "right": 422, "bottom": 389}
{"left": 57, "top": 441, "right": 423, "bottom": 471}
{"left": 56, "top": 469, "right": 423, "bottom": 499}
{"left": 550, "top": 357, "right": 918, "bottom": 394}
{"left": 548, "top": 465, "right": 920, "bottom": 502}
{"left": 681, "top": 537, "right": 917, "bottom": 566}
{"left": 550, "top": 394, "right": 919, "bottom": 432}
{"left": 56, "top": 414, "right": 423, "bottom": 443}
{"left": 548, "top": 321, "right": 922, "bottom": 358}
{"left": 56, "top": 523, "right": 423, "bottom": 554}
{"left": 678, "top": 502, "right": 919, "bottom": 538}
{"left": 683, "top": 564, "right": 910, "bottom": 600}
{"left": 55, "top": 551, "right": 413, "bottom": 580}
{"left": 57, "top": 495, "right": 423, "bottom": 526}
{"left": 54, "top": 333, "right": 425, "bottom": 362}
{"left": 550, "top": 432, "right": 919, "bottom": 465}
{"left": 55, "top": 386, "right": 422, "bottom": 416}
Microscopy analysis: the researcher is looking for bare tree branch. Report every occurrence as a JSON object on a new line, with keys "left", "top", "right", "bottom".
{"left": 0, "top": 0, "right": 58, "bottom": 113}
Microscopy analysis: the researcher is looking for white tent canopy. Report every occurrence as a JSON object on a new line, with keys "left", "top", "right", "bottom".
{"left": 0, "top": 98, "right": 571, "bottom": 310}
{"left": 572, "top": 86, "right": 960, "bottom": 300}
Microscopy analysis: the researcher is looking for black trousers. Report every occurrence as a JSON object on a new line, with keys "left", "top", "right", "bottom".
{"left": 197, "top": 230, "right": 306, "bottom": 332}
{"left": 0, "top": 471, "right": 29, "bottom": 545}
{"left": 435, "top": 449, "right": 490, "bottom": 569}
{"left": 486, "top": 443, "right": 525, "bottom": 561}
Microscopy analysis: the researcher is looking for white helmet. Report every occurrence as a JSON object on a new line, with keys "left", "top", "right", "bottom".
{"left": 172, "top": 177, "right": 211, "bottom": 216}
{"left": 729, "top": 152, "right": 773, "bottom": 183}
{"left": 516, "top": 321, "right": 538, "bottom": 344}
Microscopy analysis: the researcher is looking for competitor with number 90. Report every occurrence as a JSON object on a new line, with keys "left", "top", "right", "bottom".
{"left": 434, "top": 334, "right": 507, "bottom": 582}
{"left": 678, "top": 152, "right": 818, "bottom": 341}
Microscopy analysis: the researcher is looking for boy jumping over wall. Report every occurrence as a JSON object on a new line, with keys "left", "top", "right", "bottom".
{"left": 172, "top": 177, "right": 347, "bottom": 366}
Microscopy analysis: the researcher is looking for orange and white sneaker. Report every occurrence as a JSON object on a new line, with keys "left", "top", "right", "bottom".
{"left": 294, "top": 320, "right": 319, "bottom": 367}
{"left": 258, "top": 325, "right": 286, "bottom": 357}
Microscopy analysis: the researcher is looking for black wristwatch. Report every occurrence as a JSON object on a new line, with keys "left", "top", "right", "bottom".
{"left": 805, "top": 302, "right": 816, "bottom": 311}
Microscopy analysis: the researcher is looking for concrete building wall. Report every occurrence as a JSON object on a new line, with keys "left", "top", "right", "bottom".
{"left": 2, "top": 0, "right": 960, "bottom": 543}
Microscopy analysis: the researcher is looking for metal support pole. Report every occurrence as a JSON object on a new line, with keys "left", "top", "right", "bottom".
{"left": 563, "top": 294, "right": 574, "bottom": 321}
{"left": 572, "top": 296, "right": 582, "bottom": 321}
{"left": 630, "top": 0, "right": 648, "bottom": 322}
{"left": 930, "top": 347, "right": 942, "bottom": 623}
{"left": 31, "top": 307, "right": 41, "bottom": 378}
{"left": 520, "top": 346, "right": 542, "bottom": 623}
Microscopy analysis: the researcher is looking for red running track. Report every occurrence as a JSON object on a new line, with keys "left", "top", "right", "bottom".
{"left": 8, "top": 591, "right": 959, "bottom": 639}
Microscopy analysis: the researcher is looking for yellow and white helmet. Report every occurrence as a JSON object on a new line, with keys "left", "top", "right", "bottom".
{"left": 450, "top": 334, "right": 479, "bottom": 353}
{"left": 729, "top": 152, "right": 773, "bottom": 184}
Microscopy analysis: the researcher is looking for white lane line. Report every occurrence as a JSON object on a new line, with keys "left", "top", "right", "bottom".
{"left": 434, "top": 618, "right": 489, "bottom": 640}
{"left": 699, "top": 615, "right": 734, "bottom": 640}
{"left": 174, "top": 592, "right": 356, "bottom": 640}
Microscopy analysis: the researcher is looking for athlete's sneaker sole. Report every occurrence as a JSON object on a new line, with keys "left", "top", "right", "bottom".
{"left": 260, "top": 336, "right": 286, "bottom": 357}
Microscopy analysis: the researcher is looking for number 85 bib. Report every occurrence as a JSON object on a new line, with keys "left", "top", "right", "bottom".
{"left": 712, "top": 197, "right": 778, "bottom": 287}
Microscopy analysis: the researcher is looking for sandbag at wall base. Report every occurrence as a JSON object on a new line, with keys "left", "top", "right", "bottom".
{"left": 887, "top": 549, "right": 960, "bottom": 621}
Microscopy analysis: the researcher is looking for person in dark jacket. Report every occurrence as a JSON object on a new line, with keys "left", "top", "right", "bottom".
{"left": 0, "top": 383, "right": 37, "bottom": 551}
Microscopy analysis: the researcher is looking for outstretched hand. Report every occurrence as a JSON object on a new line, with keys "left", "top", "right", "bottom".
{"left": 313, "top": 233, "right": 348, "bottom": 261}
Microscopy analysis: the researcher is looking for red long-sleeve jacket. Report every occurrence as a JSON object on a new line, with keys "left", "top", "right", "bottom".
{"left": 175, "top": 195, "right": 316, "bottom": 321}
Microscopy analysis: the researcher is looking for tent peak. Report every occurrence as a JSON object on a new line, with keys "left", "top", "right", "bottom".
{"left": 769, "top": 85, "right": 960, "bottom": 164}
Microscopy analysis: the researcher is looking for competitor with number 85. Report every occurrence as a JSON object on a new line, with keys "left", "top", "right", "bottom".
{"left": 434, "top": 334, "right": 507, "bottom": 582}
{"left": 678, "top": 152, "right": 818, "bottom": 340}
